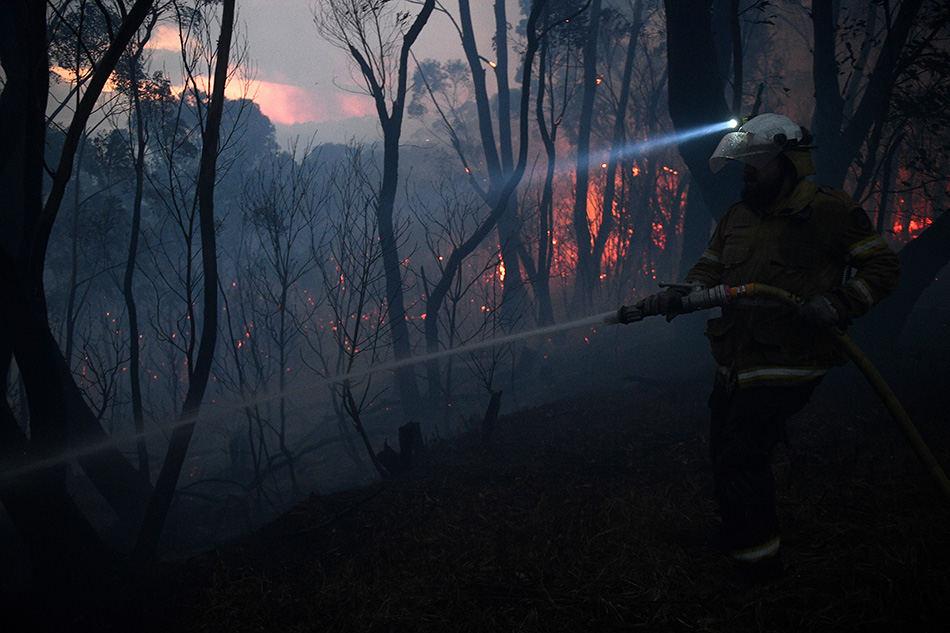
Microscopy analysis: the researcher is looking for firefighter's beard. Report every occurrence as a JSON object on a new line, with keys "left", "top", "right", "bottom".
{"left": 741, "top": 176, "right": 783, "bottom": 212}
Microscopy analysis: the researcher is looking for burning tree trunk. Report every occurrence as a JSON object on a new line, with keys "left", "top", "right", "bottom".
{"left": 593, "top": 2, "right": 645, "bottom": 293}
{"left": 570, "top": 0, "right": 602, "bottom": 312}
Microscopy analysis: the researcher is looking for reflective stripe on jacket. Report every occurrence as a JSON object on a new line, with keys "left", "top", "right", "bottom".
{"left": 686, "top": 180, "right": 901, "bottom": 388}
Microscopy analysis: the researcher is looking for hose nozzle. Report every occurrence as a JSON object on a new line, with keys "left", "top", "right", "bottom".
{"left": 607, "top": 283, "right": 736, "bottom": 325}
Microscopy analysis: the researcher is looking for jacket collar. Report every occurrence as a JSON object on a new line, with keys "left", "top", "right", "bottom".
{"left": 754, "top": 179, "right": 819, "bottom": 218}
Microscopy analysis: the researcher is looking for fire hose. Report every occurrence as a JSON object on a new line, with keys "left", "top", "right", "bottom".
{"left": 607, "top": 282, "right": 950, "bottom": 505}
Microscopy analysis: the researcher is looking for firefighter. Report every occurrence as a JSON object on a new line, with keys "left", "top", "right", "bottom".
{"left": 639, "top": 113, "right": 901, "bottom": 582}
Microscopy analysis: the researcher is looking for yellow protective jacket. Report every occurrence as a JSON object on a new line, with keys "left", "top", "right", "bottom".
{"left": 684, "top": 179, "right": 901, "bottom": 388}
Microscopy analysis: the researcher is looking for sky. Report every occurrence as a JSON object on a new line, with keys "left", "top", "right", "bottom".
{"left": 153, "top": 0, "right": 498, "bottom": 146}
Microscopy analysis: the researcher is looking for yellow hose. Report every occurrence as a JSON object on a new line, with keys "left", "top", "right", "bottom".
{"left": 737, "top": 283, "right": 950, "bottom": 504}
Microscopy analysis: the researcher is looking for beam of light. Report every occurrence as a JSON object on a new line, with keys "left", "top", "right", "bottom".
{"left": 606, "top": 119, "right": 739, "bottom": 163}
{"left": 0, "top": 310, "right": 618, "bottom": 484}
{"left": 512, "top": 118, "right": 745, "bottom": 190}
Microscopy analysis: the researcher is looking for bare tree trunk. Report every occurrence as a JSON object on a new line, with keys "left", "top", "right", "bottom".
{"left": 570, "top": 0, "right": 601, "bottom": 312}
{"left": 422, "top": 0, "right": 548, "bottom": 395}
{"left": 127, "top": 62, "right": 149, "bottom": 477}
{"left": 593, "top": 3, "right": 644, "bottom": 284}
{"left": 378, "top": 113, "right": 424, "bottom": 418}
{"left": 0, "top": 249, "right": 109, "bottom": 607}
{"left": 134, "top": 0, "right": 234, "bottom": 562}
{"left": 663, "top": 0, "right": 734, "bottom": 265}
{"left": 321, "top": 0, "right": 437, "bottom": 419}
{"left": 64, "top": 134, "right": 87, "bottom": 363}
{"left": 811, "top": 0, "right": 925, "bottom": 189}
{"left": 532, "top": 13, "right": 563, "bottom": 327}
{"left": 0, "top": 0, "right": 155, "bottom": 541}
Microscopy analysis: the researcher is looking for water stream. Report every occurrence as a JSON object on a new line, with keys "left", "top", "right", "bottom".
{"left": 2, "top": 310, "right": 620, "bottom": 481}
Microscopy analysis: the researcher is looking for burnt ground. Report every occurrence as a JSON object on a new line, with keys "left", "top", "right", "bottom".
{"left": 127, "top": 372, "right": 950, "bottom": 633}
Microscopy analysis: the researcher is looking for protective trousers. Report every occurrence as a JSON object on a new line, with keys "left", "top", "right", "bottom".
{"left": 708, "top": 377, "right": 818, "bottom": 565}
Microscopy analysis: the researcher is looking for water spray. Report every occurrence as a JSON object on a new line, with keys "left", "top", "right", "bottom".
{"left": 0, "top": 310, "right": 618, "bottom": 483}
{"left": 3, "top": 118, "right": 742, "bottom": 482}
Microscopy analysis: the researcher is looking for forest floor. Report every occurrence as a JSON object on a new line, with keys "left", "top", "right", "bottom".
{"left": 126, "top": 372, "right": 950, "bottom": 633}
{"left": 8, "top": 355, "right": 948, "bottom": 632}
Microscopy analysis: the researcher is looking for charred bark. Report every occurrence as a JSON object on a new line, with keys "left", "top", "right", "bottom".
{"left": 0, "top": 0, "right": 155, "bottom": 537}
{"left": 0, "top": 249, "right": 109, "bottom": 607}
{"left": 663, "top": 0, "right": 736, "bottom": 264}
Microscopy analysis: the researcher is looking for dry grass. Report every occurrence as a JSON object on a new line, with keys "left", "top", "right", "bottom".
{"left": 151, "top": 383, "right": 950, "bottom": 632}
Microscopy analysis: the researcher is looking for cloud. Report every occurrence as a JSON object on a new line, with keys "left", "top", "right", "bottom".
{"left": 144, "top": 24, "right": 181, "bottom": 52}
{"left": 241, "top": 80, "right": 376, "bottom": 126}
{"left": 338, "top": 93, "right": 377, "bottom": 119}
{"left": 237, "top": 80, "right": 320, "bottom": 125}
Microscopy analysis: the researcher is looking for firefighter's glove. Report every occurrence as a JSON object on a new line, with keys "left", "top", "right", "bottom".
{"left": 796, "top": 295, "right": 840, "bottom": 331}
{"left": 637, "top": 287, "right": 688, "bottom": 322}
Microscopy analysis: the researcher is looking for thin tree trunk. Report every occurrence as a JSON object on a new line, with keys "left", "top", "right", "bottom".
{"left": 127, "top": 62, "right": 149, "bottom": 477}
{"left": 570, "top": 0, "right": 601, "bottom": 312}
{"left": 533, "top": 25, "right": 559, "bottom": 326}
{"left": 593, "top": 3, "right": 643, "bottom": 280}
{"left": 0, "top": 0, "right": 153, "bottom": 541}
{"left": 422, "top": 0, "right": 548, "bottom": 393}
{"left": 64, "top": 135, "right": 86, "bottom": 363}
{"left": 134, "top": 0, "right": 234, "bottom": 562}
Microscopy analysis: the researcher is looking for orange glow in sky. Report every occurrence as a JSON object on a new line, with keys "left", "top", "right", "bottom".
{"left": 143, "top": 24, "right": 181, "bottom": 52}
{"left": 236, "top": 80, "right": 321, "bottom": 125}
{"left": 139, "top": 24, "right": 372, "bottom": 126}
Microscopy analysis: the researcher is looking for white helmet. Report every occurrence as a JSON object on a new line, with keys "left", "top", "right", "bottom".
{"left": 709, "top": 113, "right": 807, "bottom": 173}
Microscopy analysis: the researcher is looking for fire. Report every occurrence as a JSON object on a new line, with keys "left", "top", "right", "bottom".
{"left": 535, "top": 153, "right": 689, "bottom": 290}
{"left": 885, "top": 168, "right": 938, "bottom": 243}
